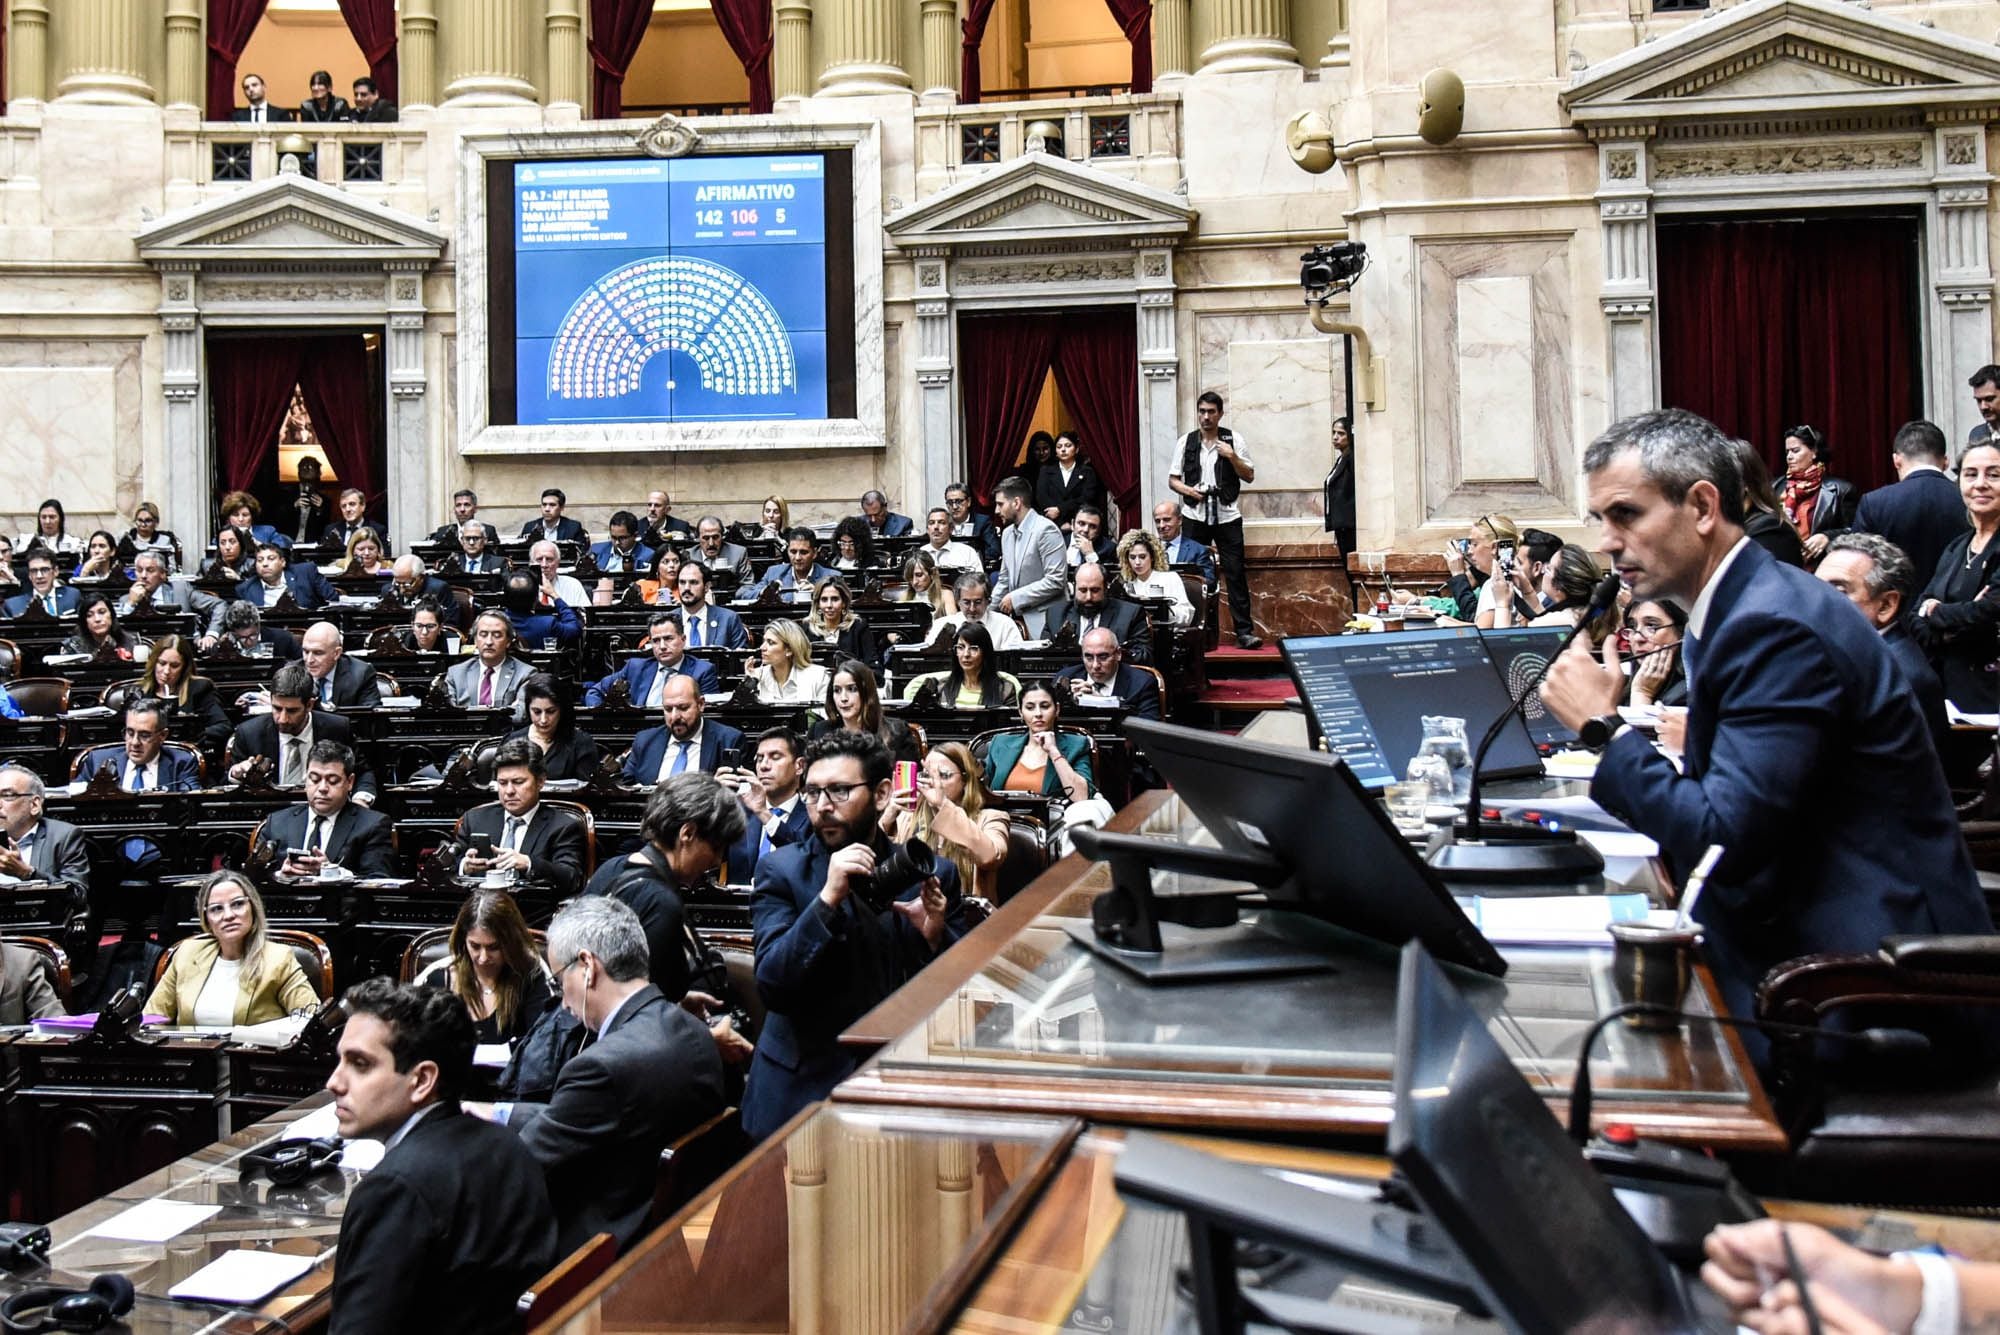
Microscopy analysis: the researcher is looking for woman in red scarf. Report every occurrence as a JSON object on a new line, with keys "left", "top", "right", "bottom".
{"left": 1779, "top": 424, "right": 1856, "bottom": 563}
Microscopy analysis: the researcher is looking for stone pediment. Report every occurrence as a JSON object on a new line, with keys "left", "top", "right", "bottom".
{"left": 886, "top": 152, "right": 1194, "bottom": 249}
{"left": 1562, "top": 0, "right": 2000, "bottom": 134}
{"left": 136, "top": 171, "right": 447, "bottom": 265}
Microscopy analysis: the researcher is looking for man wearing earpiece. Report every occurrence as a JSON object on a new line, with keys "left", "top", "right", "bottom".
{"left": 325, "top": 978, "right": 557, "bottom": 1335}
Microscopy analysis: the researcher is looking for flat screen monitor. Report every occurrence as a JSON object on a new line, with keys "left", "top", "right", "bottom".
{"left": 485, "top": 152, "right": 856, "bottom": 427}
{"left": 1279, "top": 628, "right": 1544, "bottom": 789}
{"left": 1124, "top": 718, "right": 1505, "bottom": 976}
{"left": 1390, "top": 942, "right": 1705, "bottom": 1333}
{"left": 1478, "top": 626, "right": 1579, "bottom": 750}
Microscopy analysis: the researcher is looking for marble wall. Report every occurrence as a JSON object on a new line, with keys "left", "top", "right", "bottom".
{"left": 0, "top": 341, "right": 146, "bottom": 534}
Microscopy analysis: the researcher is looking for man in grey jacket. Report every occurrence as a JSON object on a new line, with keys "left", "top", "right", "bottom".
{"left": 992, "top": 474, "right": 1068, "bottom": 638}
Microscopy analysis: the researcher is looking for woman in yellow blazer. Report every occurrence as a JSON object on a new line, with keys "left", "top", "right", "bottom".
{"left": 145, "top": 870, "right": 319, "bottom": 1026}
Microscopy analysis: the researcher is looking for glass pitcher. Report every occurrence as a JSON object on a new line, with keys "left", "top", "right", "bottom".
{"left": 1416, "top": 715, "right": 1473, "bottom": 804}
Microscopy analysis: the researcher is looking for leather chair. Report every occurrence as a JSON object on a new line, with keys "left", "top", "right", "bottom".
{"left": 720, "top": 942, "right": 764, "bottom": 1037}
{"left": 448, "top": 799, "right": 596, "bottom": 881}
{"left": 6, "top": 676, "right": 70, "bottom": 717}
{"left": 993, "top": 814, "right": 1049, "bottom": 905}
{"left": 967, "top": 726, "right": 1100, "bottom": 795}
{"left": 400, "top": 925, "right": 547, "bottom": 986}
{"left": 518, "top": 1232, "right": 617, "bottom": 1333}
{"left": 12, "top": 934, "right": 72, "bottom": 1010}
{"left": 151, "top": 927, "right": 334, "bottom": 1003}
{"left": 68, "top": 739, "right": 205, "bottom": 786}
{"left": 1756, "top": 936, "right": 2000, "bottom": 1208}
{"left": 0, "top": 636, "right": 20, "bottom": 681}
{"left": 647, "top": 1108, "right": 746, "bottom": 1230}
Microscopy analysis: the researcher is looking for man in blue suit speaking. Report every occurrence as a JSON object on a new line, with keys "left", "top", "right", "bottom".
{"left": 1542, "top": 408, "right": 1992, "bottom": 1037}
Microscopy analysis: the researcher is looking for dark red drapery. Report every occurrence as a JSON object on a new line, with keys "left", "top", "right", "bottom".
{"left": 296, "top": 336, "right": 380, "bottom": 515}
{"left": 589, "top": 0, "right": 655, "bottom": 119}
{"left": 1051, "top": 309, "right": 1142, "bottom": 529}
{"left": 206, "top": 0, "right": 272, "bottom": 121}
{"left": 958, "top": 314, "right": 1058, "bottom": 510}
{"left": 334, "top": 0, "right": 398, "bottom": 102}
{"left": 1657, "top": 216, "right": 1920, "bottom": 497}
{"left": 959, "top": 0, "right": 1001, "bottom": 104}
{"left": 210, "top": 337, "right": 305, "bottom": 499}
{"left": 709, "top": 0, "right": 774, "bottom": 114}
{"left": 1100, "top": 0, "right": 1153, "bottom": 95}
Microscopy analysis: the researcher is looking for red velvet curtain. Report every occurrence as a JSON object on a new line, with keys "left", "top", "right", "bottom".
{"left": 960, "top": 0, "right": 1001, "bottom": 103}
{"left": 296, "top": 336, "right": 380, "bottom": 515}
{"left": 1658, "top": 216, "right": 1918, "bottom": 497}
{"left": 334, "top": 0, "right": 398, "bottom": 102}
{"left": 1051, "top": 309, "right": 1142, "bottom": 529}
{"left": 589, "top": 0, "right": 655, "bottom": 119}
{"left": 710, "top": 0, "right": 774, "bottom": 114}
{"left": 958, "top": 314, "right": 1058, "bottom": 509}
{"left": 207, "top": 0, "right": 272, "bottom": 120}
{"left": 1100, "top": 0, "right": 1153, "bottom": 95}
{"left": 209, "top": 338, "right": 304, "bottom": 498}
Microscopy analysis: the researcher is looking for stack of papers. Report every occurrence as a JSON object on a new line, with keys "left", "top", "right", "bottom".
{"left": 167, "top": 1249, "right": 318, "bottom": 1304}
{"left": 231, "top": 1015, "right": 307, "bottom": 1048}
{"left": 1459, "top": 892, "right": 1652, "bottom": 945}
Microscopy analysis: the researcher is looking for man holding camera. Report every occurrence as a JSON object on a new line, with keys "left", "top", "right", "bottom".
{"left": 741, "top": 732, "right": 963, "bottom": 1140}
{"left": 1170, "top": 390, "right": 1261, "bottom": 649}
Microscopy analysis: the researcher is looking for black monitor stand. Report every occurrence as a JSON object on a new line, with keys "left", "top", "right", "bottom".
{"left": 1064, "top": 827, "right": 1338, "bottom": 983}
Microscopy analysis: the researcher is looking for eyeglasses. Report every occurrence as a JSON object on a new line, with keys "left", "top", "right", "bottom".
{"left": 205, "top": 897, "right": 251, "bottom": 918}
{"left": 553, "top": 953, "right": 585, "bottom": 978}
{"left": 0, "top": 791, "right": 34, "bottom": 803}
{"left": 800, "top": 783, "right": 866, "bottom": 807}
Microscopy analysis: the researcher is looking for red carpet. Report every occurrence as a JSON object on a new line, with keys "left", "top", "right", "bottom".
{"left": 1196, "top": 678, "right": 1298, "bottom": 709}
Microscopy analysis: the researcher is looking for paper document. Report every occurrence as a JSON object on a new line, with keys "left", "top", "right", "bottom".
{"left": 1464, "top": 893, "right": 1651, "bottom": 945}
{"left": 86, "top": 1200, "right": 221, "bottom": 1243}
{"left": 1948, "top": 701, "right": 2000, "bottom": 728}
{"left": 231, "top": 1015, "right": 307, "bottom": 1048}
{"left": 290, "top": 1103, "right": 340, "bottom": 1140}
{"left": 1541, "top": 751, "right": 1600, "bottom": 779}
{"left": 167, "top": 1249, "right": 318, "bottom": 1304}
{"left": 1576, "top": 830, "right": 1660, "bottom": 860}
{"left": 473, "top": 1043, "right": 512, "bottom": 1068}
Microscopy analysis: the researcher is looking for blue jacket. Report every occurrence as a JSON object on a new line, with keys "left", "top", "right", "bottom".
{"left": 583, "top": 655, "right": 721, "bottom": 707}
{"left": 753, "top": 562, "right": 836, "bottom": 598}
{"left": 1852, "top": 468, "right": 1970, "bottom": 586}
{"left": 725, "top": 797, "right": 811, "bottom": 885}
{"left": 74, "top": 745, "right": 201, "bottom": 792}
{"left": 1161, "top": 533, "right": 1218, "bottom": 588}
{"left": 4, "top": 586, "right": 79, "bottom": 618}
{"left": 674, "top": 604, "right": 750, "bottom": 650}
{"left": 236, "top": 566, "right": 338, "bottom": 612}
{"left": 1051, "top": 662, "right": 1163, "bottom": 720}
{"left": 981, "top": 729, "right": 1094, "bottom": 796}
{"left": 740, "top": 835, "right": 963, "bottom": 1140}
{"left": 620, "top": 720, "right": 745, "bottom": 786}
{"left": 1591, "top": 541, "right": 1991, "bottom": 1034}
{"left": 587, "top": 539, "right": 656, "bottom": 574}
{"left": 872, "top": 513, "right": 914, "bottom": 539}
{"left": 506, "top": 600, "right": 583, "bottom": 646}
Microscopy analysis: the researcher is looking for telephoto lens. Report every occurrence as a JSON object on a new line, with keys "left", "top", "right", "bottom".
{"left": 854, "top": 837, "right": 935, "bottom": 912}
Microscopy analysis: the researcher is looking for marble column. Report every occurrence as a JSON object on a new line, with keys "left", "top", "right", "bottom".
{"left": 917, "top": 0, "right": 958, "bottom": 101}
{"left": 1933, "top": 126, "right": 1997, "bottom": 445}
{"left": 439, "top": 0, "right": 537, "bottom": 106}
{"left": 7, "top": 0, "right": 51, "bottom": 104}
{"left": 773, "top": 0, "right": 813, "bottom": 105}
{"left": 385, "top": 264, "right": 431, "bottom": 554}
{"left": 1323, "top": 0, "right": 1350, "bottom": 68}
{"left": 158, "top": 265, "right": 206, "bottom": 574}
{"left": 543, "top": 0, "right": 585, "bottom": 111}
{"left": 817, "top": 0, "right": 913, "bottom": 98}
{"left": 401, "top": 0, "right": 440, "bottom": 110}
{"left": 53, "top": 0, "right": 158, "bottom": 104}
{"left": 163, "top": 0, "right": 200, "bottom": 108}
{"left": 1196, "top": 0, "right": 1298, "bottom": 74}
{"left": 1154, "top": 0, "right": 1191, "bottom": 83}
{"left": 913, "top": 250, "right": 955, "bottom": 510}
{"left": 1596, "top": 142, "right": 1657, "bottom": 421}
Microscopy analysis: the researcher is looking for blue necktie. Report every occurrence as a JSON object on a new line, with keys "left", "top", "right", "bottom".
{"left": 760, "top": 806, "right": 783, "bottom": 860}
{"left": 43, "top": 595, "right": 55, "bottom": 615}
{"left": 688, "top": 616, "right": 702, "bottom": 648}
{"left": 130, "top": 766, "right": 144, "bottom": 793}
{"left": 669, "top": 741, "right": 690, "bottom": 776}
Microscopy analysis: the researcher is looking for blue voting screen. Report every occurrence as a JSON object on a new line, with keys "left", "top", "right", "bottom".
{"left": 512, "top": 155, "right": 830, "bottom": 425}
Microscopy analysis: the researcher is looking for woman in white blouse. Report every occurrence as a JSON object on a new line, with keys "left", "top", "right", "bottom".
{"left": 744, "top": 617, "right": 830, "bottom": 706}
{"left": 1116, "top": 530, "right": 1194, "bottom": 626}
{"left": 20, "top": 499, "right": 85, "bottom": 557}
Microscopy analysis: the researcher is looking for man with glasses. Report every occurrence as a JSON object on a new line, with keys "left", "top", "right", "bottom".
{"left": 740, "top": 731, "right": 961, "bottom": 1140}
{"left": 942, "top": 481, "right": 1000, "bottom": 564}
{"left": 637, "top": 489, "right": 694, "bottom": 546}
{"left": 0, "top": 765, "right": 89, "bottom": 918}
{"left": 919, "top": 572, "right": 1023, "bottom": 649}
{"left": 226, "top": 664, "right": 378, "bottom": 802}
{"left": 118, "top": 550, "right": 226, "bottom": 647}
{"left": 3, "top": 552, "right": 78, "bottom": 619}
{"left": 446, "top": 519, "right": 506, "bottom": 575}
{"left": 254, "top": 740, "right": 393, "bottom": 879}
{"left": 621, "top": 675, "right": 744, "bottom": 785}
{"left": 74, "top": 699, "right": 200, "bottom": 792}
{"left": 1053, "top": 626, "right": 1163, "bottom": 721}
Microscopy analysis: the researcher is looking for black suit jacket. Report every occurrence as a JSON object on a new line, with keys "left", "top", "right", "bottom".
{"left": 230, "top": 104, "right": 293, "bottom": 123}
{"left": 430, "top": 520, "right": 500, "bottom": 547}
{"left": 459, "top": 802, "right": 586, "bottom": 896}
{"left": 329, "top": 1104, "right": 557, "bottom": 1335}
{"left": 258, "top": 802, "right": 395, "bottom": 877}
{"left": 1885, "top": 621, "right": 1951, "bottom": 763}
{"left": 581, "top": 846, "right": 696, "bottom": 1002}
{"left": 1034, "top": 461, "right": 1107, "bottom": 525}
{"left": 512, "top": 985, "right": 726, "bottom": 1253}
{"left": 227, "top": 711, "right": 379, "bottom": 798}
{"left": 1853, "top": 468, "right": 1971, "bottom": 585}
{"left": 287, "top": 654, "right": 383, "bottom": 709}
{"left": 350, "top": 101, "right": 400, "bottom": 123}
{"left": 503, "top": 727, "right": 603, "bottom": 782}
{"left": 519, "top": 517, "right": 586, "bottom": 544}
{"left": 1058, "top": 597, "right": 1153, "bottom": 664}
{"left": 1052, "top": 661, "right": 1163, "bottom": 721}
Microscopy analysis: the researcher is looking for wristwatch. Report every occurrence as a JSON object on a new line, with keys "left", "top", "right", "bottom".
{"left": 1577, "top": 712, "right": 1624, "bottom": 750}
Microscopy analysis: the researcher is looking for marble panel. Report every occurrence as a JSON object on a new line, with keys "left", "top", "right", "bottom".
{"left": 0, "top": 368, "right": 119, "bottom": 517}
{"left": 1227, "top": 339, "right": 1337, "bottom": 497}
{"left": 1455, "top": 275, "right": 1538, "bottom": 483}
{"left": 1237, "top": 540, "right": 1351, "bottom": 639}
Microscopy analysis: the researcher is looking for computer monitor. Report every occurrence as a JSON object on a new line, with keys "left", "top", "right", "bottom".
{"left": 1124, "top": 718, "right": 1506, "bottom": 976}
{"left": 1389, "top": 941, "right": 1708, "bottom": 1333}
{"left": 1279, "top": 628, "right": 1543, "bottom": 789}
{"left": 1478, "top": 626, "right": 1579, "bottom": 750}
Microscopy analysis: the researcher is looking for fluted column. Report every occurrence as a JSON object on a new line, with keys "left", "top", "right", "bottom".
{"left": 439, "top": 0, "right": 537, "bottom": 105}
{"left": 400, "top": 0, "right": 440, "bottom": 109}
{"left": 1154, "top": 0, "right": 1191, "bottom": 83}
{"left": 773, "top": 0, "right": 813, "bottom": 105}
{"left": 8, "top": 0, "right": 52, "bottom": 104}
{"left": 917, "top": 0, "right": 957, "bottom": 101}
{"left": 164, "top": 0, "right": 201, "bottom": 109}
{"left": 1323, "top": 0, "right": 1350, "bottom": 68}
{"left": 1196, "top": 0, "right": 1298, "bottom": 74}
{"left": 544, "top": 0, "right": 585, "bottom": 110}
{"left": 817, "top": 0, "right": 913, "bottom": 97}
{"left": 53, "top": 0, "right": 158, "bottom": 104}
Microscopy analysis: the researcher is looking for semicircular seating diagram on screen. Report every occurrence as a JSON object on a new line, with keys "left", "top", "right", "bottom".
{"left": 547, "top": 255, "right": 799, "bottom": 401}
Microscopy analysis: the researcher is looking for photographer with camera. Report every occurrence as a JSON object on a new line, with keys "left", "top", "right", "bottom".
{"left": 741, "top": 731, "right": 963, "bottom": 1140}
{"left": 1169, "top": 390, "right": 1262, "bottom": 649}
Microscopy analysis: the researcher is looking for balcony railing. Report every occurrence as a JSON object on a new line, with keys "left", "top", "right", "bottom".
{"left": 914, "top": 88, "right": 1182, "bottom": 199}
{"left": 168, "top": 122, "right": 432, "bottom": 203}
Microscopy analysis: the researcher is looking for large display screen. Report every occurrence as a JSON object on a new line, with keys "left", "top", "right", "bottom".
{"left": 488, "top": 152, "right": 855, "bottom": 427}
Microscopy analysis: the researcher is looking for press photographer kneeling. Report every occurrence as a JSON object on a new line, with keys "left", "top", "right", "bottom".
{"left": 741, "top": 730, "right": 966, "bottom": 1140}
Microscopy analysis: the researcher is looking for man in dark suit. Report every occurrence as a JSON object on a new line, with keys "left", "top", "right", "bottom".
{"left": 347, "top": 76, "right": 398, "bottom": 123}
{"left": 588, "top": 511, "right": 655, "bottom": 576}
{"left": 674, "top": 562, "right": 749, "bottom": 649}
{"left": 1063, "top": 506, "right": 1118, "bottom": 569}
{"left": 1819, "top": 534, "right": 1952, "bottom": 764}
{"left": 622, "top": 676, "right": 744, "bottom": 786}
{"left": 1969, "top": 364, "right": 2000, "bottom": 458}
{"left": 326, "top": 979, "right": 555, "bottom": 1335}
{"left": 0, "top": 764, "right": 90, "bottom": 919}
{"left": 475, "top": 895, "right": 725, "bottom": 1253}
{"left": 1053, "top": 628, "right": 1164, "bottom": 721}
{"left": 721, "top": 728, "right": 810, "bottom": 884}
{"left": 230, "top": 72, "right": 291, "bottom": 123}
{"left": 258, "top": 740, "right": 394, "bottom": 879}
{"left": 429, "top": 490, "right": 500, "bottom": 548}
{"left": 943, "top": 481, "right": 1001, "bottom": 564}
{"left": 119, "top": 550, "right": 227, "bottom": 645}
{"left": 321, "top": 489, "right": 388, "bottom": 557}
{"left": 237, "top": 541, "right": 338, "bottom": 611}
{"left": 219, "top": 600, "right": 301, "bottom": 661}
{"left": 519, "top": 488, "right": 586, "bottom": 545}
{"left": 1057, "top": 562, "right": 1152, "bottom": 664}
{"left": 443, "top": 520, "right": 508, "bottom": 576}
{"left": 1851, "top": 419, "right": 1970, "bottom": 584}
{"left": 752, "top": 528, "right": 835, "bottom": 604}
{"left": 455, "top": 741, "right": 586, "bottom": 895}
{"left": 586, "top": 774, "right": 745, "bottom": 1000}
{"left": 277, "top": 455, "right": 331, "bottom": 547}
{"left": 584, "top": 613, "right": 720, "bottom": 707}
{"left": 1542, "top": 408, "right": 1993, "bottom": 1044}
{"left": 293, "top": 622, "right": 383, "bottom": 709}
{"left": 638, "top": 490, "right": 695, "bottom": 546}
{"left": 4, "top": 551, "right": 79, "bottom": 618}
{"left": 860, "top": 490, "right": 914, "bottom": 539}
{"left": 74, "top": 700, "right": 201, "bottom": 792}
{"left": 1152, "top": 501, "right": 1217, "bottom": 589}
{"left": 742, "top": 732, "right": 963, "bottom": 1140}
{"left": 226, "top": 664, "right": 379, "bottom": 801}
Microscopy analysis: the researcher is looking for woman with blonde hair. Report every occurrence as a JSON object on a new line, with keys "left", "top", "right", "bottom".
{"left": 745, "top": 617, "right": 830, "bottom": 704}
{"left": 758, "top": 495, "right": 789, "bottom": 540}
{"left": 1116, "top": 530, "right": 1193, "bottom": 626}
{"left": 144, "top": 870, "right": 318, "bottom": 1025}
{"left": 130, "top": 632, "right": 231, "bottom": 754}
{"left": 339, "top": 527, "right": 391, "bottom": 577}
{"left": 1437, "top": 513, "right": 1530, "bottom": 627}
{"left": 416, "top": 889, "right": 554, "bottom": 1045}
{"left": 883, "top": 741, "right": 1011, "bottom": 901}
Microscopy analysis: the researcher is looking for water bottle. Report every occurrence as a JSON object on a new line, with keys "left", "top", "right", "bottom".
{"left": 1416, "top": 715, "right": 1473, "bottom": 804}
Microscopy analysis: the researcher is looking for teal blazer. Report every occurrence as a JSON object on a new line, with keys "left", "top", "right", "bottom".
{"left": 983, "top": 729, "right": 1093, "bottom": 797}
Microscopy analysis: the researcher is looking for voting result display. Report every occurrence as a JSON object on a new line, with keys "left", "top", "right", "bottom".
{"left": 487, "top": 151, "right": 857, "bottom": 428}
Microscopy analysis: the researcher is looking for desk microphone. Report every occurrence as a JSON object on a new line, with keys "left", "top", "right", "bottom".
{"left": 1429, "top": 571, "right": 1621, "bottom": 884}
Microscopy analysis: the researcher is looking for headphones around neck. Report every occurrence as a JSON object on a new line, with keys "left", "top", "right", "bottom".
{"left": 0, "top": 1275, "right": 135, "bottom": 1333}
{"left": 239, "top": 1135, "right": 345, "bottom": 1186}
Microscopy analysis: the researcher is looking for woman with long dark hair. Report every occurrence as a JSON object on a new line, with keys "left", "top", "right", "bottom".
{"left": 1779, "top": 424, "right": 1856, "bottom": 563}
{"left": 60, "top": 590, "right": 140, "bottom": 659}
{"left": 1733, "top": 438, "right": 1806, "bottom": 568}
{"left": 903, "top": 621, "right": 1019, "bottom": 707}
{"left": 506, "top": 673, "right": 602, "bottom": 781}
{"left": 417, "top": 889, "right": 555, "bottom": 1045}
{"left": 131, "top": 632, "right": 232, "bottom": 754}
{"left": 810, "top": 659, "right": 920, "bottom": 763}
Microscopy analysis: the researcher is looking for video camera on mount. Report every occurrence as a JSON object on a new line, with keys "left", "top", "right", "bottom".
{"left": 1300, "top": 241, "right": 1369, "bottom": 303}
